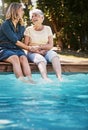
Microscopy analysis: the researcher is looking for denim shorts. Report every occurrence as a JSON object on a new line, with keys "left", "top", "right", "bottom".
{"left": 27, "top": 50, "right": 59, "bottom": 65}
{"left": 0, "top": 49, "right": 26, "bottom": 61}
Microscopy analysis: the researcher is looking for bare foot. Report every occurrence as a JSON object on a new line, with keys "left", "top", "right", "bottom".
{"left": 44, "top": 77, "right": 53, "bottom": 83}
{"left": 18, "top": 76, "right": 36, "bottom": 84}
{"left": 28, "top": 78, "right": 37, "bottom": 84}
{"left": 58, "top": 76, "right": 63, "bottom": 81}
{"left": 18, "top": 76, "right": 29, "bottom": 83}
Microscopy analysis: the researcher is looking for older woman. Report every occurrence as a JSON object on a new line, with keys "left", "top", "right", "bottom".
{"left": 0, "top": 2, "right": 35, "bottom": 83}
{"left": 24, "top": 9, "right": 62, "bottom": 81}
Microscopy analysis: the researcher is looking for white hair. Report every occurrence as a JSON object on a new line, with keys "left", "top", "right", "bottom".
{"left": 29, "top": 9, "right": 44, "bottom": 19}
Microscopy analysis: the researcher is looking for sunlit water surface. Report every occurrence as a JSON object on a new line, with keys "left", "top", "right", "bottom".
{"left": 0, "top": 72, "right": 88, "bottom": 130}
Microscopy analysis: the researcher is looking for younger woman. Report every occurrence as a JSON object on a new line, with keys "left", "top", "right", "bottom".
{"left": 0, "top": 2, "right": 35, "bottom": 83}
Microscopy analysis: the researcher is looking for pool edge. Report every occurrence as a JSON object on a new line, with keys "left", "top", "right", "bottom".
{"left": 0, "top": 62, "right": 88, "bottom": 72}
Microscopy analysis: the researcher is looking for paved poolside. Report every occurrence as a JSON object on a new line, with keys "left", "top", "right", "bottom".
{"left": 60, "top": 55, "right": 88, "bottom": 72}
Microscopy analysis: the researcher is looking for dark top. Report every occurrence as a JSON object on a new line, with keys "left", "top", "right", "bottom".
{"left": 0, "top": 19, "right": 25, "bottom": 49}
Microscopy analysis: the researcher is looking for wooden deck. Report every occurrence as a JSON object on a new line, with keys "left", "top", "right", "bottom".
{"left": 0, "top": 61, "right": 88, "bottom": 73}
{"left": 0, "top": 52, "right": 88, "bottom": 73}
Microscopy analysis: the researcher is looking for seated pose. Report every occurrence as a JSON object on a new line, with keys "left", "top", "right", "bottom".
{"left": 24, "top": 9, "right": 62, "bottom": 81}
{"left": 0, "top": 2, "right": 35, "bottom": 83}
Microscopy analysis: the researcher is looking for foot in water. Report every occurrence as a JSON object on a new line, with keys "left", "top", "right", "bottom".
{"left": 44, "top": 77, "right": 53, "bottom": 83}
{"left": 26, "top": 76, "right": 37, "bottom": 84}
{"left": 18, "top": 76, "right": 36, "bottom": 84}
{"left": 27, "top": 78, "right": 36, "bottom": 84}
{"left": 58, "top": 76, "right": 63, "bottom": 81}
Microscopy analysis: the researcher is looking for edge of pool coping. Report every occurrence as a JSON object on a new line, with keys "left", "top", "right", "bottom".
{"left": 0, "top": 61, "right": 88, "bottom": 73}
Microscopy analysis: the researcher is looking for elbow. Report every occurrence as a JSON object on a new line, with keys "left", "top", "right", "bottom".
{"left": 49, "top": 44, "right": 53, "bottom": 50}
{"left": 49, "top": 47, "right": 53, "bottom": 50}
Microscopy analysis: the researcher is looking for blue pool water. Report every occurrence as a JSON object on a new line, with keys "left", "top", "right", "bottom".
{"left": 0, "top": 72, "right": 88, "bottom": 130}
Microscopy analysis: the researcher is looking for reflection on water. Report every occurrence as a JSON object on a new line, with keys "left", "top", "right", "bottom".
{"left": 0, "top": 72, "right": 88, "bottom": 130}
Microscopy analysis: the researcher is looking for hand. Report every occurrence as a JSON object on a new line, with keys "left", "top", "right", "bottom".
{"left": 38, "top": 50, "right": 47, "bottom": 55}
{"left": 28, "top": 46, "right": 40, "bottom": 52}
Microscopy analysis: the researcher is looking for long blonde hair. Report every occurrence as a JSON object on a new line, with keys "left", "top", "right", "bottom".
{"left": 6, "top": 2, "right": 23, "bottom": 25}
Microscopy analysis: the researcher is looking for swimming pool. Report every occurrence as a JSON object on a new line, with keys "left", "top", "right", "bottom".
{"left": 0, "top": 72, "right": 88, "bottom": 130}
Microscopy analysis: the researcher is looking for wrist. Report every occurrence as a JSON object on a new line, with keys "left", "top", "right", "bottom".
{"left": 40, "top": 44, "right": 43, "bottom": 49}
{"left": 29, "top": 46, "right": 32, "bottom": 51}
{"left": 26, "top": 46, "right": 30, "bottom": 51}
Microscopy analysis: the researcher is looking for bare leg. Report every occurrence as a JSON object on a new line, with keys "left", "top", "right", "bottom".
{"left": 19, "top": 56, "right": 36, "bottom": 84}
{"left": 38, "top": 61, "right": 52, "bottom": 82}
{"left": 4, "top": 55, "right": 24, "bottom": 78}
{"left": 20, "top": 56, "right": 32, "bottom": 77}
{"left": 51, "top": 56, "right": 62, "bottom": 81}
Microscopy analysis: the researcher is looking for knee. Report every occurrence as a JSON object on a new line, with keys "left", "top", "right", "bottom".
{"left": 52, "top": 55, "right": 59, "bottom": 60}
{"left": 39, "top": 60, "right": 47, "bottom": 65}
{"left": 20, "top": 55, "right": 28, "bottom": 63}
{"left": 46, "top": 50, "right": 58, "bottom": 63}
{"left": 51, "top": 56, "right": 60, "bottom": 63}
{"left": 36, "top": 58, "right": 47, "bottom": 65}
{"left": 10, "top": 55, "right": 20, "bottom": 64}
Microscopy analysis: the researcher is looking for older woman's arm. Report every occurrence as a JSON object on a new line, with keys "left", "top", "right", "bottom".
{"left": 39, "top": 35, "right": 53, "bottom": 50}
{"left": 24, "top": 36, "right": 31, "bottom": 46}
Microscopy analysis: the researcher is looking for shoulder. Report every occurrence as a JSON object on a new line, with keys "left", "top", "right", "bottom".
{"left": 2, "top": 19, "right": 10, "bottom": 25}
{"left": 24, "top": 26, "right": 33, "bottom": 35}
{"left": 44, "top": 25, "right": 52, "bottom": 33}
{"left": 44, "top": 25, "right": 52, "bottom": 32}
{"left": 44, "top": 25, "right": 51, "bottom": 30}
{"left": 25, "top": 26, "right": 33, "bottom": 31}
{"left": 1, "top": 19, "right": 11, "bottom": 29}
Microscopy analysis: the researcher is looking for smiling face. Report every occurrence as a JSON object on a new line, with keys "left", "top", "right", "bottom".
{"left": 31, "top": 13, "right": 44, "bottom": 25}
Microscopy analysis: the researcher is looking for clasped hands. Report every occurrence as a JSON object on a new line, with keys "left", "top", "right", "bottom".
{"left": 28, "top": 45, "right": 47, "bottom": 55}
{"left": 29, "top": 45, "right": 40, "bottom": 52}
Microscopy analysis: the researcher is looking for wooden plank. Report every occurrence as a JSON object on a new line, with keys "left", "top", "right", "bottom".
{"left": 0, "top": 62, "right": 88, "bottom": 72}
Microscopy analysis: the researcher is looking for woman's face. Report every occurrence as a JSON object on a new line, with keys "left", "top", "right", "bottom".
{"left": 31, "top": 13, "right": 44, "bottom": 25}
{"left": 17, "top": 6, "right": 24, "bottom": 19}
